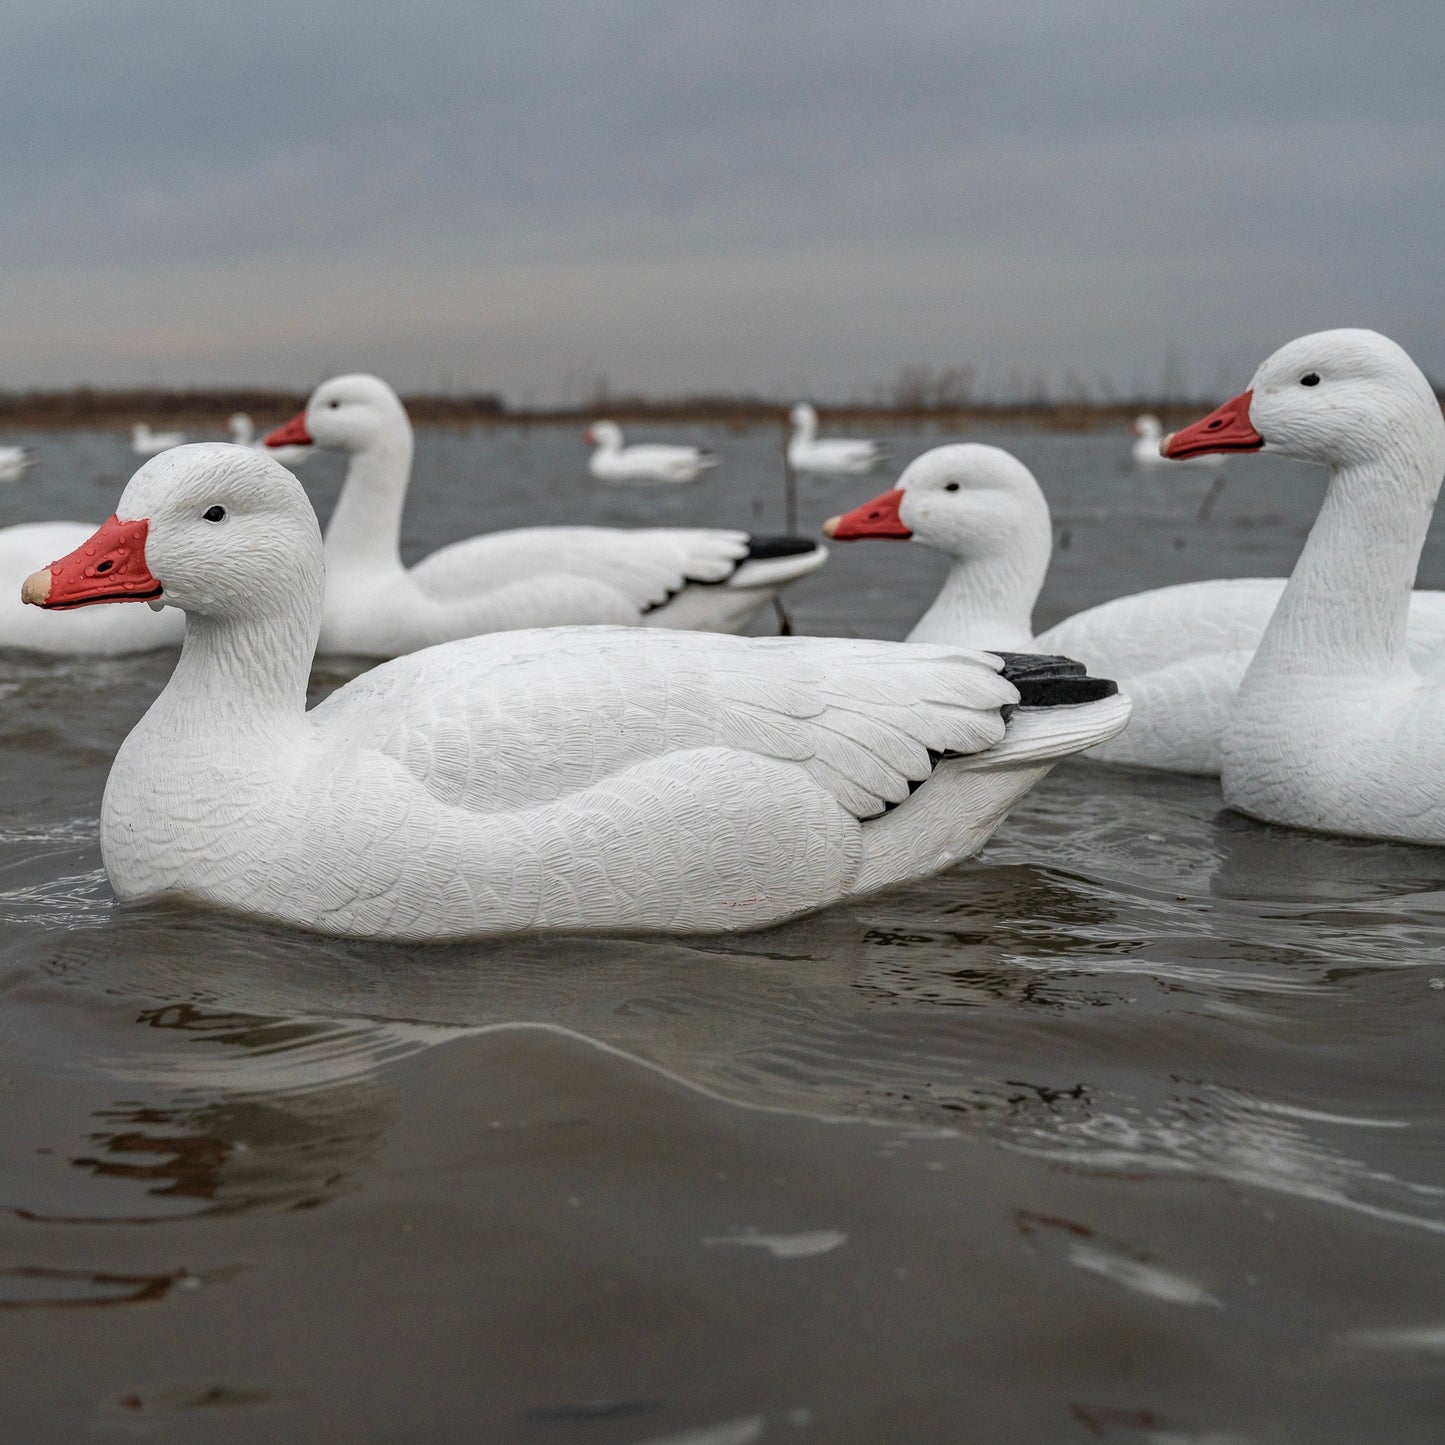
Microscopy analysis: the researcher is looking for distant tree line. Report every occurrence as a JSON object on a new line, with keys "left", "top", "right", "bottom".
{"left": 0, "top": 387, "right": 506, "bottom": 428}
{"left": 1, "top": 376, "right": 1439, "bottom": 432}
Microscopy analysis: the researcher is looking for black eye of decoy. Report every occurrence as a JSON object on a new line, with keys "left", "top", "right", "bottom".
{"left": 944, "top": 482, "right": 960, "bottom": 492}
{"left": 1300, "top": 372, "right": 1321, "bottom": 387}
{"left": 202, "top": 505, "right": 226, "bottom": 522}
{"left": 328, "top": 399, "right": 340, "bottom": 408}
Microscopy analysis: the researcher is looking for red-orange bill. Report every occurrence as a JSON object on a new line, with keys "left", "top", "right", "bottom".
{"left": 1164, "top": 390, "right": 1263, "bottom": 460}
{"left": 32, "top": 515, "right": 162, "bottom": 610}
{"left": 823, "top": 488, "right": 911, "bottom": 540}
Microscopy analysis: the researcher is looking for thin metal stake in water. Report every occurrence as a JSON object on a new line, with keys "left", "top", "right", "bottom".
{"left": 782, "top": 443, "right": 798, "bottom": 535}
{"left": 1196, "top": 473, "right": 1227, "bottom": 523}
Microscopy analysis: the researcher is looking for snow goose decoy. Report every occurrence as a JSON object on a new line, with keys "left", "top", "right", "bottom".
{"left": 265, "top": 375, "right": 825, "bottom": 657}
{"left": 131, "top": 423, "right": 187, "bottom": 457}
{"left": 823, "top": 440, "right": 1445, "bottom": 775}
{"left": 1131, "top": 413, "right": 1219, "bottom": 470}
{"left": 585, "top": 420, "right": 718, "bottom": 484}
{"left": 0, "top": 446, "right": 36, "bottom": 483}
{"left": 787, "top": 404, "right": 883, "bottom": 476}
{"left": 1162, "top": 328, "right": 1445, "bottom": 842}
{"left": 20, "top": 444, "right": 1130, "bottom": 939}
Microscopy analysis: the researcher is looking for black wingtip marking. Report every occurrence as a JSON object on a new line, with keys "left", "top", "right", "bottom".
{"left": 744, "top": 534, "right": 822, "bottom": 560}
{"left": 862, "top": 656, "right": 1117, "bottom": 825}
{"left": 991, "top": 650, "right": 1119, "bottom": 706}
{"left": 641, "top": 534, "right": 822, "bottom": 615}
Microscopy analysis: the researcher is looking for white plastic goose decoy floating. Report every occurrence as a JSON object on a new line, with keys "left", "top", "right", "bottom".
{"left": 823, "top": 434, "right": 1445, "bottom": 775}
{"left": 0, "top": 446, "right": 36, "bottom": 483}
{"left": 131, "top": 423, "right": 187, "bottom": 457}
{"left": 787, "top": 403, "right": 882, "bottom": 476}
{"left": 1130, "top": 413, "right": 1218, "bottom": 470}
{"left": 1161, "top": 329, "right": 1445, "bottom": 843}
{"left": 266, "top": 375, "right": 824, "bottom": 657}
{"left": 585, "top": 420, "right": 718, "bottom": 484}
{"left": 20, "top": 444, "right": 1129, "bottom": 939}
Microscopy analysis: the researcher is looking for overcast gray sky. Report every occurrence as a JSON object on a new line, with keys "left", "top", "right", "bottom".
{"left": 3, "top": 1, "right": 1441, "bottom": 401}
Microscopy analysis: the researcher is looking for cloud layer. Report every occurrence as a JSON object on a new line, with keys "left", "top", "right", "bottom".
{"left": 5, "top": 0, "right": 1442, "bottom": 398}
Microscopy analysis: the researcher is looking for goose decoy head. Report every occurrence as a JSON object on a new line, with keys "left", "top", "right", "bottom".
{"left": 267, "top": 373, "right": 407, "bottom": 457}
{"left": 23, "top": 444, "right": 322, "bottom": 619}
{"left": 1165, "top": 329, "right": 1438, "bottom": 468}
{"left": 824, "top": 444, "right": 1049, "bottom": 563}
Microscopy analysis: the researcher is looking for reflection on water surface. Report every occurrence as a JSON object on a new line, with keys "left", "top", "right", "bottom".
{"left": 2, "top": 425, "right": 1443, "bottom": 1441}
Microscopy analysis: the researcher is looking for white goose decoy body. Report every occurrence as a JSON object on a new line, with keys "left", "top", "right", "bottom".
{"left": 585, "top": 420, "right": 718, "bottom": 484}
{"left": 1162, "top": 329, "right": 1445, "bottom": 843}
{"left": 21, "top": 445, "right": 1130, "bottom": 939}
{"left": 823, "top": 440, "right": 1445, "bottom": 776}
{"left": 787, "top": 404, "right": 882, "bottom": 476}
{"left": 0, "top": 445, "right": 36, "bottom": 483}
{"left": 131, "top": 423, "right": 187, "bottom": 457}
{"left": 265, "top": 376, "right": 825, "bottom": 657}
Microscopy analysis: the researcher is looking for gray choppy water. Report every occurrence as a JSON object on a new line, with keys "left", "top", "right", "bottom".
{"left": 1, "top": 424, "right": 1443, "bottom": 1442}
